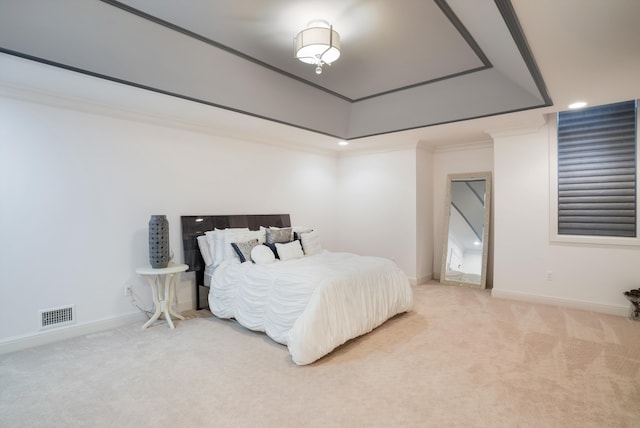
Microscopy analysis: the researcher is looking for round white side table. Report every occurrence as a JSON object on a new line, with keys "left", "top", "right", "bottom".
{"left": 135, "top": 263, "right": 188, "bottom": 329}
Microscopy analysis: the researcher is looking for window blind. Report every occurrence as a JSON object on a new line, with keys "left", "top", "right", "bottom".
{"left": 557, "top": 100, "right": 637, "bottom": 237}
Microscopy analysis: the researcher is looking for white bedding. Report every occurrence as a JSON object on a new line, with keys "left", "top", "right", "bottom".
{"left": 203, "top": 264, "right": 215, "bottom": 287}
{"left": 208, "top": 250, "right": 413, "bottom": 365}
{"left": 445, "top": 269, "right": 481, "bottom": 284}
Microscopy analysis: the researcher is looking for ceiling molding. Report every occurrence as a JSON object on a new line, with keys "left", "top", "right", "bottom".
{"left": 432, "top": 140, "right": 494, "bottom": 153}
{"left": 493, "top": 0, "right": 552, "bottom": 106}
{"left": 434, "top": 0, "right": 491, "bottom": 68}
{"left": 0, "top": 46, "right": 347, "bottom": 142}
{"left": 0, "top": 72, "right": 339, "bottom": 157}
{"left": 352, "top": 65, "right": 491, "bottom": 103}
{"left": 336, "top": 140, "right": 421, "bottom": 158}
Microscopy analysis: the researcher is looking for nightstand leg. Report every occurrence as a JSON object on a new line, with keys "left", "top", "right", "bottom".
{"left": 167, "top": 273, "right": 185, "bottom": 321}
{"left": 161, "top": 273, "right": 174, "bottom": 329}
{"left": 142, "top": 275, "right": 162, "bottom": 329}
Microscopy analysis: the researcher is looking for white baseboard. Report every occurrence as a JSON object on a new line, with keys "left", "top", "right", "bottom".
{"left": 408, "top": 274, "right": 433, "bottom": 286}
{"left": 491, "top": 289, "right": 629, "bottom": 317}
{"left": 412, "top": 275, "right": 433, "bottom": 286}
{"left": 0, "top": 312, "right": 148, "bottom": 355}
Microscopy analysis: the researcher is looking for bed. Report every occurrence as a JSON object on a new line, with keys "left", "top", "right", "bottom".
{"left": 181, "top": 215, "right": 413, "bottom": 365}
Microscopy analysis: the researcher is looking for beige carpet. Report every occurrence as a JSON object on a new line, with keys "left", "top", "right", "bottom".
{"left": 1, "top": 283, "right": 639, "bottom": 427}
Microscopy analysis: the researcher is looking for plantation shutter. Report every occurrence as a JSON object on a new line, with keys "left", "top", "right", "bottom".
{"left": 557, "top": 100, "right": 637, "bottom": 237}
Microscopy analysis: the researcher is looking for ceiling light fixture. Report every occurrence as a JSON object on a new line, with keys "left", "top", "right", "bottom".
{"left": 294, "top": 20, "right": 340, "bottom": 75}
{"left": 338, "top": 141, "right": 349, "bottom": 146}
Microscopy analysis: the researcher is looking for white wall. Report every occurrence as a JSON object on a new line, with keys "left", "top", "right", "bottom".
{"left": 416, "top": 146, "right": 434, "bottom": 284}
{"left": 492, "top": 125, "right": 636, "bottom": 315}
{"left": 461, "top": 250, "right": 482, "bottom": 274}
{"left": 432, "top": 143, "right": 494, "bottom": 282}
{"left": 336, "top": 148, "right": 418, "bottom": 282}
{"left": 6, "top": 68, "right": 635, "bottom": 354}
{"left": 0, "top": 95, "right": 338, "bottom": 344}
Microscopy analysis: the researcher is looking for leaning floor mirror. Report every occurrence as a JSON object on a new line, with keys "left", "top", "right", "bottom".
{"left": 440, "top": 172, "right": 492, "bottom": 289}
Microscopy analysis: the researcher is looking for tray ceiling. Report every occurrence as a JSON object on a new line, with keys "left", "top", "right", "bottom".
{"left": 119, "top": 0, "right": 487, "bottom": 101}
{"left": 0, "top": 0, "right": 551, "bottom": 140}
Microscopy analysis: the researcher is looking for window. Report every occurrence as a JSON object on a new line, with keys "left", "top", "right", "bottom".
{"left": 551, "top": 99, "right": 638, "bottom": 244}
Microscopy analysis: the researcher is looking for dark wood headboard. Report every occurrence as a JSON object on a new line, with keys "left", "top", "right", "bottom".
{"left": 181, "top": 214, "right": 291, "bottom": 284}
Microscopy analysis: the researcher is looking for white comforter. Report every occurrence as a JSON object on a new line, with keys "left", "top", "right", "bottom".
{"left": 208, "top": 250, "right": 413, "bottom": 365}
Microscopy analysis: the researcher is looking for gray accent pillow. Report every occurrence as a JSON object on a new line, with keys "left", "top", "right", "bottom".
{"left": 231, "top": 239, "right": 259, "bottom": 263}
{"left": 266, "top": 227, "right": 293, "bottom": 245}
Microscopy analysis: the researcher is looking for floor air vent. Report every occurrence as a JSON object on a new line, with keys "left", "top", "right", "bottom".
{"left": 39, "top": 305, "right": 75, "bottom": 329}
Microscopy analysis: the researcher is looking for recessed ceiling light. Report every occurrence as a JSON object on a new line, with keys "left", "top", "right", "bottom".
{"left": 568, "top": 101, "right": 588, "bottom": 109}
{"left": 338, "top": 141, "right": 349, "bottom": 146}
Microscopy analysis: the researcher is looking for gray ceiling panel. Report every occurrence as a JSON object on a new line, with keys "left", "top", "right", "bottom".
{"left": 347, "top": 68, "right": 545, "bottom": 139}
{"left": 0, "top": 0, "right": 551, "bottom": 140}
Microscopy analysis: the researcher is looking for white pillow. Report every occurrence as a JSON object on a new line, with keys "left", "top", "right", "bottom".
{"left": 300, "top": 230, "right": 322, "bottom": 255}
{"left": 212, "top": 229, "right": 226, "bottom": 266}
{"left": 251, "top": 245, "right": 276, "bottom": 265}
{"left": 204, "top": 230, "right": 217, "bottom": 263}
{"left": 275, "top": 240, "right": 304, "bottom": 261}
{"left": 196, "top": 235, "right": 213, "bottom": 266}
{"left": 292, "top": 226, "right": 313, "bottom": 234}
{"left": 213, "top": 228, "right": 248, "bottom": 265}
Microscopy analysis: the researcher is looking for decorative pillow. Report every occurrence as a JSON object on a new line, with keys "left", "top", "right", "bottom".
{"left": 264, "top": 242, "right": 279, "bottom": 259}
{"left": 293, "top": 227, "right": 313, "bottom": 240}
{"left": 224, "top": 229, "right": 265, "bottom": 262}
{"left": 197, "top": 235, "right": 214, "bottom": 266}
{"left": 266, "top": 227, "right": 293, "bottom": 245}
{"left": 300, "top": 230, "right": 322, "bottom": 255}
{"left": 231, "top": 239, "right": 259, "bottom": 263}
{"left": 275, "top": 240, "right": 304, "bottom": 261}
{"left": 214, "top": 228, "right": 248, "bottom": 265}
{"left": 244, "top": 229, "right": 267, "bottom": 244}
{"left": 251, "top": 244, "right": 276, "bottom": 265}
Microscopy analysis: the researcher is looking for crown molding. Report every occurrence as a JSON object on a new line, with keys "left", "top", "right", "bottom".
{"left": 485, "top": 114, "right": 548, "bottom": 139}
{"left": 0, "top": 82, "right": 338, "bottom": 157}
{"left": 432, "top": 139, "right": 494, "bottom": 153}
{"left": 337, "top": 140, "right": 422, "bottom": 158}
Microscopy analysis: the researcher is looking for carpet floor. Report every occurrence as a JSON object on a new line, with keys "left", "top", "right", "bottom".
{"left": 1, "top": 283, "right": 639, "bottom": 427}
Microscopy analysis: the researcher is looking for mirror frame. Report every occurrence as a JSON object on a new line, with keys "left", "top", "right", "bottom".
{"left": 440, "top": 171, "right": 492, "bottom": 289}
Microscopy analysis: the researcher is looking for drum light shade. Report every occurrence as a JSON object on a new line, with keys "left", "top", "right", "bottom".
{"left": 294, "top": 24, "right": 340, "bottom": 74}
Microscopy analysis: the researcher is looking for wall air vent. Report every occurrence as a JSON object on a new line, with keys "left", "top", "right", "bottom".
{"left": 39, "top": 305, "right": 75, "bottom": 329}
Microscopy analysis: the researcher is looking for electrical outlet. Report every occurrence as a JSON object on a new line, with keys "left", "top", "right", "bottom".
{"left": 546, "top": 270, "right": 553, "bottom": 281}
{"left": 124, "top": 284, "right": 132, "bottom": 297}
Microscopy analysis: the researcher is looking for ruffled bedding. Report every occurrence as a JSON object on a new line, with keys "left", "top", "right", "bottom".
{"left": 208, "top": 250, "right": 413, "bottom": 365}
